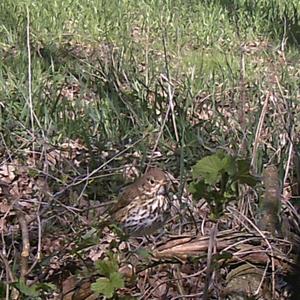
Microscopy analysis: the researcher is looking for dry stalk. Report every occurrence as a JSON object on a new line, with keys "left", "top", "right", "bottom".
{"left": 53, "top": 135, "right": 148, "bottom": 198}
{"left": 251, "top": 92, "right": 270, "bottom": 172}
{"left": 15, "top": 207, "right": 30, "bottom": 279}
{"left": 238, "top": 45, "right": 247, "bottom": 156}
{"left": 26, "top": 7, "right": 35, "bottom": 165}
{"left": 0, "top": 252, "right": 15, "bottom": 283}
{"left": 202, "top": 223, "right": 217, "bottom": 300}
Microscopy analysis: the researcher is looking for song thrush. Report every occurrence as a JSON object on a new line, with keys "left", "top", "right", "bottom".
{"left": 111, "top": 167, "right": 170, "bottom": 237}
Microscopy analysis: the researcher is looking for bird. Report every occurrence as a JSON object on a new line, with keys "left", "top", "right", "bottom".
{"left": 111, "top": 167, "right": 170, "bottom": 237}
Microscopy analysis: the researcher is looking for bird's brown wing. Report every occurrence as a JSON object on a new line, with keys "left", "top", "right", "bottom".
{"left": 110, "top": 167, "right": 165, "bottom": 215}
{"left": 110, "top": 179, "right": 143, "bottom": 214}
{"left": 112, "top": 205, "right": 128, "bottom": 222}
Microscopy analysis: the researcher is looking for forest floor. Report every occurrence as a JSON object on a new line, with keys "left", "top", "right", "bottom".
{"left": 1, "top": 1, "right": 300, "bottom": 299}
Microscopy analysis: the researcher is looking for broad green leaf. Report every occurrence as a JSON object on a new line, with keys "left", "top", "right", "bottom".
{"left": 188, "top": 181, "right": 197, "bottom": 194}
{"left": 207, "top": 190, "right": 224, "bottom": 203}
{"left": 109, "top": 272, "right": 124, "bottom": 289}
{"left": 236, "top": 159, "right": 258, "bottom": 187}
{"left": 192, "top": 154, "right": 224, "bottom": 184}
{"left": 191, "top": 154, "right": 257, "bottom": 218}
{"left": 221, "top": 155, "right": 236, "bottom": 175}
{"left": 238, "top": 174, "right": 258, "bottom": 187}
{"left": 236, "top": 159, "right": 251, "bottom": 175}
{"left": 91, "top": 278, "right": 114, "bottom": 298}
{"left": 95, "top": 259, "right": 118, "bottom": 277}
{"left": 15, "top": 280, "right": 40, "bottom": 297}
{"left": 91, "top": 273, "right": 124, "bottom": 299}
{"left": 188, "top": 181, "right": 207, "bottom": 200}
{"left": 215, "top": 150, "right": 226, "bottom": 160}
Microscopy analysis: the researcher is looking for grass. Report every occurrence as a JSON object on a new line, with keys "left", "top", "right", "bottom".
{"left": 1, "top": 0, "right": 300, "bottom": 298}
{"left": 0, "top": 0, "right": 299, "bottom": 200}
{"left": 1, "top": 0, "right": 299, "bottom": 164}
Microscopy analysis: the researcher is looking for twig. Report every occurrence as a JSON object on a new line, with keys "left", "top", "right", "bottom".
{"left": 251, "top": 92, "right": 270, "bottom": 172}
{"left": 147, "top": 32, "right": 178, "bottom": 169}
{"left": 202, "top": 222, "right": 218, "bottom": 300}
{"left": 171, "top": 292, "right": 203, "bottom": 299}
{"left": 15, "top": 207, "right": 30, "bottom": 279}
{"left": 0, "top": 252, "right": 15, "bottom": 282}
{"left": 255, "top": 260, "right": 269, "bottom": 296}
{"left": 26, "top": 202, "right": 42, "bottom": 275}
{"left": 274, "top": 76, "right": 295, "bottom": 185}
{"left": 280, "top": 16, "right": 287, "bottom": 62}
{"left": 162, "top": 30, "right": 179, "bottom": 143}
{"left": 238, "top": 42, "right": 247, "bottom": 156}
{"left": 53, "top": 135, "right": 148, "bottom": 198}
{"left": 147, "top": 96, "right": 172, "bottom": 170}
{"left": 26, "top": 7, "right": 35, "bottom": 164}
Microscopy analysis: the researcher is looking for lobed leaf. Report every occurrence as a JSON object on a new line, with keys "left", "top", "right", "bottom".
{"left": 95, "top": 259, "right": 119, "bottom": 277}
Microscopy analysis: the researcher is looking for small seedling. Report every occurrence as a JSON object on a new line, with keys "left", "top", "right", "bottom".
{"left": 189, "top": 151, "right": 258, "bottom": 220}
{"left": 91, "top": 254, "right": 124, "bottom": 299}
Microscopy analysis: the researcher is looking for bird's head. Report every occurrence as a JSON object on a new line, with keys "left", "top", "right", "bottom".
{"left": 139, "top": 167, "right": 168, "bottom": 196}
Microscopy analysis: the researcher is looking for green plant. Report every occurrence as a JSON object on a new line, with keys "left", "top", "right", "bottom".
{"left": 189, "top": 151, "right": 258, "bottom": 219}
{"left": 14, "top": 279, "right": 55, "bottom": 299}
{"left": 91, "top": 255, "right": 124, "bottom": 299}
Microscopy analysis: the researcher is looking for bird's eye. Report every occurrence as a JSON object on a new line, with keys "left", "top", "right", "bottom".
{"left": 148, "top": 178, "right": 155, "bottom": 185}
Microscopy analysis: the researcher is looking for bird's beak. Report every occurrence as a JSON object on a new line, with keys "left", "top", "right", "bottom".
{"left": 157, "top": 185, "right": 167, "bottom": 195}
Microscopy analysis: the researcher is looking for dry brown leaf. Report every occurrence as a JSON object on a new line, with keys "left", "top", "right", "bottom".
{"left": 119, "top": 264, "right": 135, "bottom": 280}
{"left": 148, "top": 276, "right": 168, "bottom": 298}
{"left": 61, "top": 275, "right": 77, "bottom": 300}
{"left": 0, "top": 163, "right": 16, "bottom": 181}
{"left": 0, "top": 199, "right": 11, "bottom": 213}
{"left": 0, "top": 218, "right": 6, "bottom": 231}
